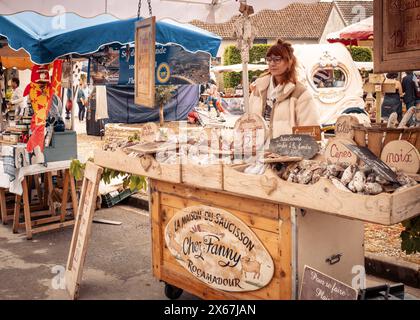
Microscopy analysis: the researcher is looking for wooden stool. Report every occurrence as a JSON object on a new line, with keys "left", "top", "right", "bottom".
{"left": 1, "top": 174, "right": 47, "bottom": 225}
{"left": 12, "top": 168, "right": 78, "bottom": 240}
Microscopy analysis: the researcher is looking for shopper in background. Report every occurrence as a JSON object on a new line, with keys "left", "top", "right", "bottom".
{"left": 402, "top": 71, "right": 417, "bottom": 109}
{"left": 414, "top": 72, "right": 420, "bottom": 105}
{"left": 10, "top": 77, "right": 26, "bottom": 119}
{"left": 77, "top": 79, "right": 87, "bottom": 121}
{"left": 381, "top": 73, "right": 403, "bottom": 121}
{"left": 206, "top": 79, "right": 220, "bottom": 117}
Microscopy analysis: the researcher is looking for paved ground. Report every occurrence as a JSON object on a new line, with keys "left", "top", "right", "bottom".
{"left": 0, "top": 204, "right": 418, "bottom": 300}
{"left": 0, "top": 205, "right": 193, "bottom": 300}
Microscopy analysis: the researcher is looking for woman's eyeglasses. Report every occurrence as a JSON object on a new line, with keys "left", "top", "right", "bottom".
{"left": 266, "top": 56, "right": 283, "bottom": 63}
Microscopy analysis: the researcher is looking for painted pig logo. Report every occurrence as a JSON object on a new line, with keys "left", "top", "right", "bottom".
{"left": 240, "top": 255, "right": 261, "bottom": 279}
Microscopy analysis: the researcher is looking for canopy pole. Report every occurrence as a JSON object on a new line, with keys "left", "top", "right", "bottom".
{"left": 242, "top": 62, "right": 249, "bottom": 114}
{"left": 70, "top": 56, "right": 75, "bottom": 131}
{"left": 234, "top": 2, "right": 256, "bottom": 114}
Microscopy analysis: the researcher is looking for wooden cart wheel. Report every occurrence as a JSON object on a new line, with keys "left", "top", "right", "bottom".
{"left": 164, "top": 283, "right": 183, "bottom": 300}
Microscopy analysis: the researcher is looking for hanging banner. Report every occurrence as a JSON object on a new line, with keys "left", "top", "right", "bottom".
{"left": 155, "top": 44, "right": 210, "bottom": 85}
{"left": 119, "top": 46, "right": 135, "bottom": 86}
{"left": 90, "top": 48, "right": 120, "bottom": 86}
{"left": 117, "top": 44, "right": 210, "bottom": 86}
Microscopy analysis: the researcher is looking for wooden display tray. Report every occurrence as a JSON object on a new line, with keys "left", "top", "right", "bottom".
{"left": 125, "top": 141, "right": 178, "bottom": 154}
{"left": 94, "top": 149, "right": 181, "bottom": 183}
{"left": 181, "top": 161, "right": 224, "bottom": 190}
{"left": 223, "top": 164, "right": 420, "bottom": 226}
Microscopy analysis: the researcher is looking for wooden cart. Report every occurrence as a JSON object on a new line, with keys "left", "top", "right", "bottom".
{"left": 149, "top": 179, "right": 366, "bottom": 300}
{"left": 95, "top": 149, "right": 420, "bottom": 300}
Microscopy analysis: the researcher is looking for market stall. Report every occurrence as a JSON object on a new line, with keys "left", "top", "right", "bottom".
{"left": 93, "top": 111, "right": 419, "bottom": 299}
{"left": 0, "top": 11, "right": 221, "bottom": 239}
{"left": 86, "top": 2, "right": 420, "bottom": 300}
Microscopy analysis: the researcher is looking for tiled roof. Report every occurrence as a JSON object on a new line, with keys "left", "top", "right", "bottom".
{"left": 190, "top": 3, "right": 334, "bottom": 40}
{"left": 334, "top": 0, "right": 373, "bottom": 25}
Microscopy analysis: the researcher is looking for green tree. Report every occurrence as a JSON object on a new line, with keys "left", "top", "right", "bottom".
{"left": 347, "top": 46, "right": 372, "bottom": 62}
{"left": 222, "top": 44, "right": 270, "bottom": 89}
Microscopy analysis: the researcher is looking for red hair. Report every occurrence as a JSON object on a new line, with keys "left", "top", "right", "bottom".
{"left": 266, "top": 39, "right": 297, "bottom": 84}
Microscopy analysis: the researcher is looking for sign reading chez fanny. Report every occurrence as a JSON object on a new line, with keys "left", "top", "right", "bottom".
{"left": 164, "top": 205, "right": 274, "bottom": 292}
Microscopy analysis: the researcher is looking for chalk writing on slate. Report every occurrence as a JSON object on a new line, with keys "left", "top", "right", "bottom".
{"left": 269, "top": 135, "right": 319, "bottom": 159}
{"left": 299, "top": 265, "right": 358, "bottom": 300}
{"left": 345, "top": 144, "right": 399, "bottom": 183}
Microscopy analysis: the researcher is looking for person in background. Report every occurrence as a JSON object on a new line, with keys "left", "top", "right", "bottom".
{"left": 9, "top": 77, "right": 26, "bottom": 119}
{"left": 206, "top": 79, "right": 220, "bottom": 117}
{"left": 249, "top": 39, "right": 320, "bottom": 138}
{"left": 77, "top": 79, "right": 87, "bottom": 121}
{"left": 402, "top": 71, "right": 417, "bottom": 109}
{"left": 414, "top": 72, "right": 420, "bottom": 106}
{"left": 381, "top": 72, "right": 403, "bottom": 121}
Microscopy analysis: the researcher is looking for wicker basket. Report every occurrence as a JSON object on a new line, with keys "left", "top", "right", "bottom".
{"left": 352, "top": 124, "right": 420, "bottom": 157}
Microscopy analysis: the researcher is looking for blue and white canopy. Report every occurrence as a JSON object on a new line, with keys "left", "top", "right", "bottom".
{"left": 0, "top": 12, "right": 221, "bottom": 64}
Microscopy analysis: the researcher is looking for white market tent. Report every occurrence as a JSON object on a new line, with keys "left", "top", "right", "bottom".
{"left": 211, "top": 64, "right": 268, "bottom": 73}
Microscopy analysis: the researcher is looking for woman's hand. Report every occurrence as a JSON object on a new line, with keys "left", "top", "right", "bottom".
{"left": 250, "top": 82, "right": 257, "bottom": 93}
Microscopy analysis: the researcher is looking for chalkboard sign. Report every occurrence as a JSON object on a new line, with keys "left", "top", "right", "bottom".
{"left": 269, "top": 135, "right": 319, "bottom": 159}
{"left": 345, "top": 144, "right": 399, "bottom": 183}
{"left": 300, "top": 266, "right": 358, "bottom": 300}
{"left": 374, "top": 0, "right": 420, "bottom": 73}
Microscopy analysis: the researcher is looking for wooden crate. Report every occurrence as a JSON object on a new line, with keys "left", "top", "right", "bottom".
{"left": 181, "top": 162, "right": 224, "bottom": 190}
{"left": 353, "top": 124, "right": 420, "bottom": 158}
{"left": 150, "top": 179, "right": 293, "bottom": 300}
{"left": 223, "top": 164, "right": 420, "bottom": 225}
{"left": 94, "top": 149, "right": 181, "bottom": 183}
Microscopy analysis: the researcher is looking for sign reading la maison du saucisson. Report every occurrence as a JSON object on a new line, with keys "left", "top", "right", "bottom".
{"left": 164, "top": 206, "right": 274, "bottom": 292}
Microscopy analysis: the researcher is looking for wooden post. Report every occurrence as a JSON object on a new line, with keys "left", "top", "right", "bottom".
{"left": 363, "top": 74, "right": 397, "bottom": 123}
{"left": 159, "top": 102, "right": 164, "bottom": 127}
{"left": 375, "top": 85, "right": 382, "bottom": 124}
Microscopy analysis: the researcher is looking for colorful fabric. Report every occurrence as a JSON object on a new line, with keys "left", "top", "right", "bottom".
{"left": 23, "top": 64, "right": 58, "bottom": 155}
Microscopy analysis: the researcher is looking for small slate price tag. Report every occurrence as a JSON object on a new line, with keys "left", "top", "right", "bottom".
{"left": 345, "top": 144, "right": 399, "bottom": 183}
{"left": 269, "top": 135, "right": 319, "bottom": 159}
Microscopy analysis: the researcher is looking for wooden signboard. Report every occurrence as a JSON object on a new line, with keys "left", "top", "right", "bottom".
{"left": 233, "top": 113, "right": 268, "bottom": 156}
{"left": 325, "top": 138, "right": 358, "bottom": 167}
{"left": 65, "top": 162, "right": 103, "bottom": 300}
{"left": 135, "top": 17, "right": 156, "bottom": 107}
{"left": 334, "top": 115, "right": 359, "bottom": 140}
{"left": 269, "top": 134, "right": 319, "bottom": 159}
{"left": 299, "top": 265, "right": 358, "bottom": 300}
{"left": 292, "top": 126, "right": 322, "bottom": 141}
{"left": 140, "top": 122, "right": 159, "bottom": 143}
{"left": 374, "top": 0, "right": 420, "bottom": 73}
{"left": 381, "top": 140, "right": 420, "bottom": 174}
{"left": 345, "top": 144, "right": 399, "bottom": 183}
{"left": 164, "top": 205, "right": 274, "bottom": 292}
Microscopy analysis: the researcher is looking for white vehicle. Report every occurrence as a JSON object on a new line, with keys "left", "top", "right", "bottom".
{"left": 293, "top": 43, "right": 367, "bottom": 126}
